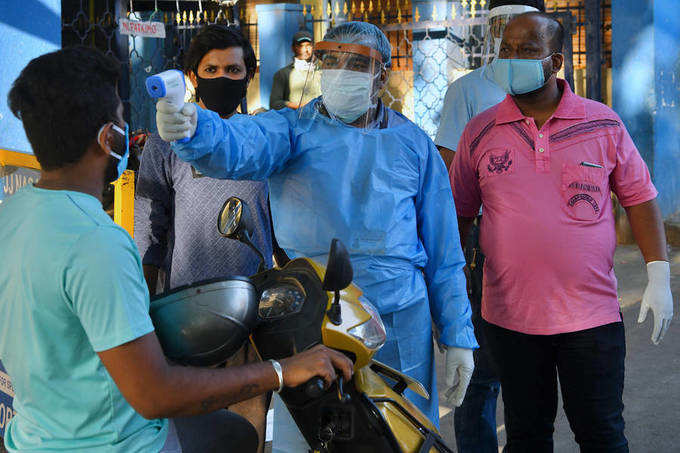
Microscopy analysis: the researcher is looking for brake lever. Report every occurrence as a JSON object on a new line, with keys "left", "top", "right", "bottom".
{"left": 336, "top": 376, "right": 351, "bottom": 403}
{"left": 305, "top": 372, "right": 351, "bottom": 402}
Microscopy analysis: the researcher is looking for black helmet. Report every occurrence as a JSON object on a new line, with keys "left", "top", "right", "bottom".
{"left": 150, "top": 277, "right": 258, "bottom": 367}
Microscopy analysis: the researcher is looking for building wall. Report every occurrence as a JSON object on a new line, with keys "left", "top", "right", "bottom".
{"left": 0, "top": 0, "right": 61, "bottom": 155}
{"left": 612, "top": 0, "right": 680, "bottom": 223}
{"left": 0, "top": 1, "right": 62, "bottom": 438}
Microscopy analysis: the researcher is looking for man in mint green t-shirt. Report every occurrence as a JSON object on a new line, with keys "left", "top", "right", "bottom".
{"left": 0, "top": 47, "right": 352, "bottom": 452}
{"left": 0, "top": 185, "right": 169, "bottom": 452}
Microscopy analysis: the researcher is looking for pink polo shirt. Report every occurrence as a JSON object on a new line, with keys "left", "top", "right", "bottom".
{"left": 451, "top": 80, "right": 657, "bottom": 335}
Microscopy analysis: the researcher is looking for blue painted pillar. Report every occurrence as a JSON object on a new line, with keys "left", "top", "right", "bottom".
{"left": 0, "top": 1, "right": 61, "bottom": 435}
{"left": 650, "top": 0, "right": 680, "bottom": 219}
{"left": 0, "top": 0, "right": 61, "bottom": 156}
{"left": 411, "top": 0, "right": 449, "bottom": 138}
{"left": 612, "top": 0, "right": 680, "bottom": 220}
{"left": 256, "top": 3, "right": 304, "bottom": 110}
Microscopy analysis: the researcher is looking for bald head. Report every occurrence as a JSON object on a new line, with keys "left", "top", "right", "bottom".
{"left": 502, "top": 12, "right": 565, "bottom": 56}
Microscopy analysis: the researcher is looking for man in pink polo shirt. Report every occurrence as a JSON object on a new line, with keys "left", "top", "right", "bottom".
{"left": 451, "top": 12, "right": 674, "bottom": 452}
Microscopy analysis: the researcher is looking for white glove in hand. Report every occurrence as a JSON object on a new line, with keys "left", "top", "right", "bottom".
{"left": 156, "top": 99, "right": 197, "bottom": 142}
{"left": 638, "top": 260, "right": 674, "bottom": 345}
{"left": 443, "top": 346, "right": 474, "bottom": 407}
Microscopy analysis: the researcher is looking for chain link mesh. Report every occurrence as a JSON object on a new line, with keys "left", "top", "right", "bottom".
{"left": 302, "top": 0, "right": 601, "bottom": 138}
{"left": 61, "top": 0, "right": 589, "bottom": 140}
{"left": 61, "top": 1, "right": 255, "bottom": 136}
{"left": 381, "top": 18, "right": 488, "bottom": 138}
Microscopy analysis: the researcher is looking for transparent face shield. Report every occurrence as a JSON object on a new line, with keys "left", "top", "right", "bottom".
{"left": 297, "top": 41, "right": 387, "bottom": 130}
{"left": 481, "top": 5, "right": 540, "bottom": 69}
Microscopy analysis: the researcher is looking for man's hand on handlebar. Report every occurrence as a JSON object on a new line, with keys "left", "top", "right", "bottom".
{"left": 280, "top": 344, "right": 353, "bottom": 389}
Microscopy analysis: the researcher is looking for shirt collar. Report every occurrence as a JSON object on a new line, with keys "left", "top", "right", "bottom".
{"left": 495, "top": 79, "right": 586, "bottom": 125}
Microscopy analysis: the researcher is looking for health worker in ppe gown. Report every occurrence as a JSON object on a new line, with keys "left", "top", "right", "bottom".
{"left": 155, "top": 21, "right": 478, "bottom": 427}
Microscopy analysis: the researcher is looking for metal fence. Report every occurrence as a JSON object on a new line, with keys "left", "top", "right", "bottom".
{"left": 294, "top": 0, "right": 596, "bottom": 138}
{"left": 301, "top": 6, "right": 579, "bottom": 138}
{"left": 293, "top": 2, "right": 496, "bottom": 137}
{"left": 61, "top": 0, "right": 254, "bottom": 137}
{"left": 61, "top": 0, "right": 607, "bottom": 140}
{"left": 61, "top": 0, "right": 253, "bottom": 209}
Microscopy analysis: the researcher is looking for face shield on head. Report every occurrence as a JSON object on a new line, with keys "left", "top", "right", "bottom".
{"left": 296, "top": 41, "right": 387, "bottom": 130}
{"left": 481, "top": 4, "right": 540, "bottom": 68}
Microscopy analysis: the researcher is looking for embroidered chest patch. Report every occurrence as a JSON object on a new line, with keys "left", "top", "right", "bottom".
{"left": 487, "top": 150, "right": 513, "bottom": 174}
{"left": 567, "top": 193, "right": 600, "bottom": 214}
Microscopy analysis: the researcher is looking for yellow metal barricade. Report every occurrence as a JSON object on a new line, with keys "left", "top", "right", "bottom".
{"left": 112, "top": 170, "right": 135, "bottom": 238}
{"left": 0, "top": 148, "right": 40, "bottom": 170}
{"left": 1, "top": 148, "right": 135, "bottom": 238}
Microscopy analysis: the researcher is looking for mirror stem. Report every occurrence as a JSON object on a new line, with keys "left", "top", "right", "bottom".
{"left": 248, "top": 242, "right": 266, "bottom": 272}
{"left": 327, "top": 290, "right": 342, "bottom": 325}
{"left": 240, "top": 232, "right": 266, "bottom": 272}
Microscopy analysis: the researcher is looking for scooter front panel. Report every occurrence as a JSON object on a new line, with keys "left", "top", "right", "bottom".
{"left": 250, "top": 259, "right": 328, "bottom": 361}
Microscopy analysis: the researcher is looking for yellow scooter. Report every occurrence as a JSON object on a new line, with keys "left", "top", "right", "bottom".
{"left": 217, "top": 196, "right": 453, "bottom": 453}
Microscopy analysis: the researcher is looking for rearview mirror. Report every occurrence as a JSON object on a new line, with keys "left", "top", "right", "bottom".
{"left": 218, "top": 197, "right": 252, "bottom": 239}
{"left": 323, "top": 239, "right": 353, "bottom": 292}
{"left": 217, "top": 197, "right": 265, "bottom": 272}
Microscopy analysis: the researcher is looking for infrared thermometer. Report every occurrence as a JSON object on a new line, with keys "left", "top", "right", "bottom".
{"left": 145, "top": 69, "right": 190, "bottom": 143}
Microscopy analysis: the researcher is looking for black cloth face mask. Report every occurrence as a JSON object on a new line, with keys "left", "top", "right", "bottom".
{"left": 196, "top": 75, "right": 248, "bottom": 116}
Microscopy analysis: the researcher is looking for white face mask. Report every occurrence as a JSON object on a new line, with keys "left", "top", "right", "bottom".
{"left": 320, "top": 69, "right": 376, "bottom": 124}
{"left": 294, "top": 58, "right": 312, "bottom": 71}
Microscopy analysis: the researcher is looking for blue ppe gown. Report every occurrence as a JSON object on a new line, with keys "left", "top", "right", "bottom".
{"left": 171, "top": 100, "right": 478, "bottom": 425}
{"left": 435, "top": 66, "right": 506, "bottom": 452}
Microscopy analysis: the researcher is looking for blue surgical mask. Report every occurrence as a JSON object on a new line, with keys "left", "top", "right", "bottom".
{"left": 98, "top": 122, "right": 129, "bottom": 181}
{"left": 491, "top": 54, "right": 553, "bottom": 95}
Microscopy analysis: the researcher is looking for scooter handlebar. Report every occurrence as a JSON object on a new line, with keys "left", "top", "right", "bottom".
{"left": 304, "top": 377, "right": 326, "bottom": 398}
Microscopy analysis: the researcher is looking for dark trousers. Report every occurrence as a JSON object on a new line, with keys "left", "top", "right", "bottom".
{"left": 482, "top": 319, "right": 628, "bottom": 453}
{"left": 173, "top": 410, "right": 258, "bottom": 453}
{"left": 455, "top": 218, "right": 501, "bottom": 453}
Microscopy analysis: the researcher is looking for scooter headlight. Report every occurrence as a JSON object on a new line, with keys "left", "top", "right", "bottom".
{"left": 347, "top": 299, "right": 386, "bottom": 350}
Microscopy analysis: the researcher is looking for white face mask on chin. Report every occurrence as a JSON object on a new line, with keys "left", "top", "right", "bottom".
{"left": 294, "top": 58, "right": 313, "bottom": 71}
{"left": 320, "top": 69, "right": 377, "bottom": 124}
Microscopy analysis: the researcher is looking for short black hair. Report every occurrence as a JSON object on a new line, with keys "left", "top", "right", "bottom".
{"left": 519, "top": 11, "right": 565, "bottom": 53}
{"left": 8, "top": 46, "right": 121, "bottom": 171}
{"left": 184, "top": 25, "right": 257, "bottom": 81}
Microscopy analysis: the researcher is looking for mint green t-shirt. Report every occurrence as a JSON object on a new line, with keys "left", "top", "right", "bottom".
{"left": 0, "top": 185, "right": 168, "bottom": 452}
